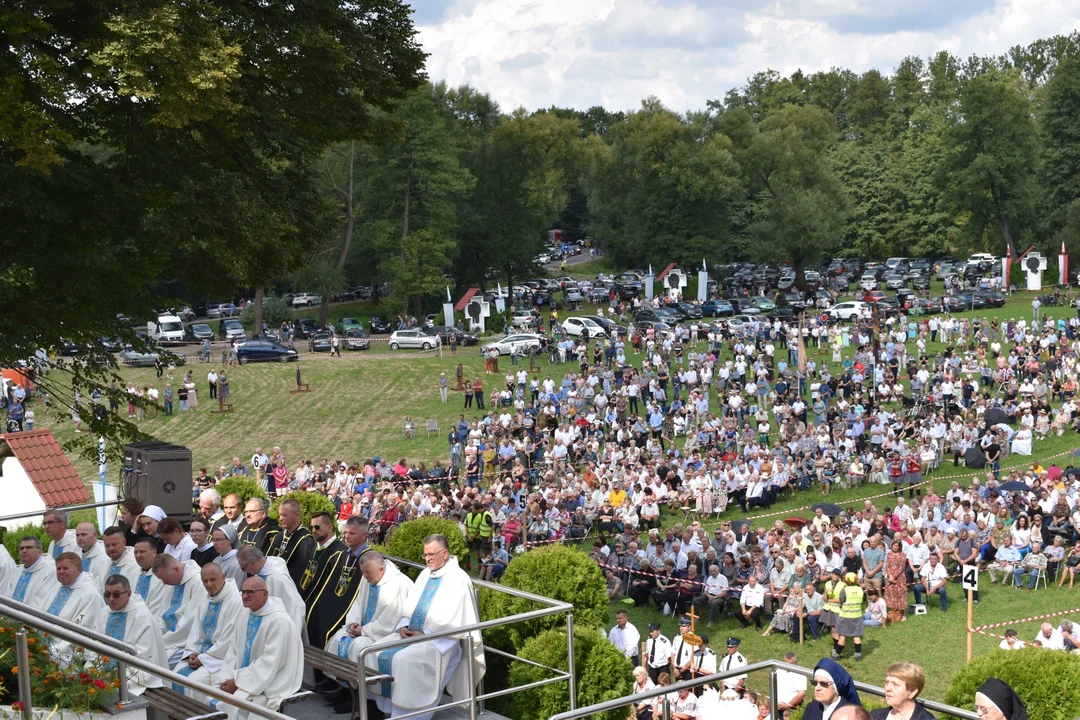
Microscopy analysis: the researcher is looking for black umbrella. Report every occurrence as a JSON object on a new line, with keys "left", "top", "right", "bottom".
{"left": 997, "top": 481, "right": 1031, "bottom": 493}
{"left": 811, "top": 502, "right": 844, "bottom": 517}
{"left": 964, "top": 447, "right": 987, "bottom": 469}
{"left": 983, "top": 408, "right": 1009, "bottom": 427}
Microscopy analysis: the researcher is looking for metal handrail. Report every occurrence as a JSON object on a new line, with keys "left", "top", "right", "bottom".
{"left": 0, "top": 499, "right": 122, "bottom": 524}
{"left": 358, "top": 555, "right": 579, "bottom": 720}
{"left": 0, "top": 603, "right": 292, "bottom": 720}
{"left": 547, "top": 659, "right": 980, "bottom": 720}
{"left": 0, "top": 596, "right": 136, "bottom": 703}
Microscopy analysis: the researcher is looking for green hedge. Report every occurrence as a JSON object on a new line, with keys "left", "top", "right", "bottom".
{"left": 379, "top": 517, "right": 467, "bottom": 579}
{"left": 945, "top": 647, "right": 1080, "bottom": 720}
{"left": 269, "top": 490, "right": 336, "bottom": 529}
{"left": 213, "top": 478, "right": 268, "bottom": 506}
{"left": 508, "top": 626, "right": 632, "bottom": 720}
{"left": 485, "top": 544, "right": 608, "bottom": 649}
{"left": 2, "top": 523, "right": 50, "bottom": 560}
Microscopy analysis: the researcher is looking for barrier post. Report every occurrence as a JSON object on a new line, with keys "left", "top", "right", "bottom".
{"left": 15, "top": 630, "right": 31, "bottom": 720}
{"left": 967, "top": 588, "right": 973, "bottom": 662}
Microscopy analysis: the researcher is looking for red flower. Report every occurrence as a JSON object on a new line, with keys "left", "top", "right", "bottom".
{"left": 94, "top": 679, "right": 108, "bottom": 689}
{"left": 79, "top": 672, "right": 91, "bottom": 684}
{"left": 11, "top": 702, "right": 23, "bottom": 711}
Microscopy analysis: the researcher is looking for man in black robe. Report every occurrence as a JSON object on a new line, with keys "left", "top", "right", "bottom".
{"left": 238, "top": 497, "right": 281, "bottom": 556}
{"left": 304, "top": 516, "right": 369, "bottom": 651}
{"left": 272, "top": 498, "right": 315, "bottom": 588}
{"left": 299, "top": 512, "right": 345, "bottom": 603}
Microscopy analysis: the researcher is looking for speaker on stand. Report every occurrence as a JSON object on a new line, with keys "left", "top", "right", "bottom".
{"left": 122, "top": 442, "right": 193, "bottom": 523}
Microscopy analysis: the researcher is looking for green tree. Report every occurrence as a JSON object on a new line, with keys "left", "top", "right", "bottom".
{"left": 1039, "top": 55, "right": 1080, "bottom": 243}
{"left": 938, "top": 69, "right": 1038, "bottom": 257}
{"left": 740, "top": 104, "right": 848, "bottom": 285}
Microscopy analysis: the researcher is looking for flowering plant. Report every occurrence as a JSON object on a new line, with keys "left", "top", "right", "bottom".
{"left": 0, "top": 620, "right": 120, "bottom": 714}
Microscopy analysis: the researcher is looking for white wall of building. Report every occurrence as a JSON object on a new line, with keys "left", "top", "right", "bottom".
{"left": 0, "top": 457, "right": 47, "bottom": 531}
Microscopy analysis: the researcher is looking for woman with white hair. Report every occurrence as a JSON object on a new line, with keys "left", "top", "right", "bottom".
{"left": 631, "top": 667, "right": 654, "bottom": 720}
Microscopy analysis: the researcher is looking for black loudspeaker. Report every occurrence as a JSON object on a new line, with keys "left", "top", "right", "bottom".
{"left": 123, "top": 442, "right": 193, "bottom": 522}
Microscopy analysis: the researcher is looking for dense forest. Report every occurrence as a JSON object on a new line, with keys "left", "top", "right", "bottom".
{"left": 314, "top": 31, "right": 1080, "bottom": 313}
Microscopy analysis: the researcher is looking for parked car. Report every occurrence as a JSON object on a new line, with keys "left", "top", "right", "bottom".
{"left": 911, "top": 274, "right": 931, "bottom": 290}
{"left": 803, "top": 271, "right": 822, "bottom": 290}
{"left": 701, "top": 299, "right": 734, "bottom": 317}
{"left": 339, "top": 317, "right": 364, "bottom": 332}
{"left": 120, "top": 347, "right": 186, "bottom": 367}
{"left": 292, "top": 292, "right": 321, "bottom": 307}
{"left": 511, "top": 310, "right": 540, "bottom": 328}
{"left": 369, "top": 316, "right": 392, "bottom": 334}
{"left": 309, "top": 330, "right": 333, "bottom": 352}
{"left": 824, "top": 301, "right": 869, "bottom": 322}
{"left": 578, "top": 315, "right": 627, "bottom": 336}
{"left": 563, "top": 317, "right": 607, "bottom": 339}
{"left": 96, "top": 337, "right": 123, "bottom": 353}
{"left": 974, "top": 289, "right": 1006, "bottom": 308}
{"left": 747, "top": 297, "right": 776, "bottom": 313}
{"left": 387, "top": 329, "right": 436, "bottom": 350}
{"left": 481, "top": 333, "right": 546, "bottom": 356}
{"left": 671, "top": 302, "right": 703, "bottom": 320}
{"left": 235, "top": 340, "right": 298, "bottom": 364}
{"left": 423, "top": 326, "right": 479, "bottom": 346}
{"left": 217, "top": 318, "right": 246, "bottom": 342}
{"left": 777, "top": 273, "right": 796, "bottom": 291}
{"left": 344, "top": 329, "right": 371, "bottom": 350}
{"left": 188, "top": 323, "right": 214, "bottom": 343}
{"left": 634, "top": 320, "right": 673, "bottom": 334}
{"left": 294, "top": 318, "right": 319, "bottom": 339}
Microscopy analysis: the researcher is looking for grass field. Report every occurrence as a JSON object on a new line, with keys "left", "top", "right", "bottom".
{"left": 28, "top": 281, "right": 1080, "bottom": 706}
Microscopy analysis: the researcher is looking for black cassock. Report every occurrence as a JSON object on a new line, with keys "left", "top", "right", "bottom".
{"left": 239, "top": 518, "right": 282, "bottom": 556}
{"left": 303, "top": 541, "right": 367, "bottom": 648}
{"left": 273, "top": 526, "right": 315, "bottom": 588}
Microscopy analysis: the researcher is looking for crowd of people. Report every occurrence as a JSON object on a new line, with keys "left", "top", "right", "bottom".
{"left": 0, "top": 505, "right": 484, "bottom": 720}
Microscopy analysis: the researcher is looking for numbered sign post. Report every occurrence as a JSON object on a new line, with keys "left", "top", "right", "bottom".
{"left": 962, "top": 564, "right": 979, "bottom": 661}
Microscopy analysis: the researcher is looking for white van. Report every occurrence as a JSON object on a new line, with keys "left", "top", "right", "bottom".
{"left": 148, "top": 314, "right": 186, "bottom": 344}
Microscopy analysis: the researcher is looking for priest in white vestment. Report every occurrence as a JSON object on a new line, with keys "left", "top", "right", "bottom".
{"left": 44, "top": 509, "right": 79, "bottom": 560}
{"left": 152, "top": 555, "right": 209, "bottom": 665}
{"left": 46, "top": 553, "right": 105, "bottom": 626}
{"left": 368, "top": 534, "right": 485, "bottom": 720}
{"left": 103, "top": 528, "right": 141, "bottom": 588}
{"left": 93, "top": 575, "right": 169, "bottom": 696}
{"left": 327, "top": 552, "right": 413, "bottom": 663}
{"left": 173, "top": 564, "right": 244, "bottom": 698}
{"left": 0, "top": 544, "right": 17, "bottom": 596}
{"left": 235, "top": 546, "right": 306, "bottom": 634}
{"left": 76, "top": 523, "right": 112, "bottom": 591}
{"left": 133, "top": 537, "right": 169, "bottom": 617}
{"left": 7, "top": 536, "right": 59, "bottom": 608}
{"left": 214, "top": 577, "right": 303, "bottom": 720}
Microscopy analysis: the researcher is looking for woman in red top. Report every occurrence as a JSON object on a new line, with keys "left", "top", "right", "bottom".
{"left": 888, "top": 455, "right": 904, "bottom": 497}
{"left": 271, "top": 460, "right": 288, "bottom": 499}
{"left": 338, "top": 497, "right": 354, "bottom": 526}
{"left": 393, "top": 458, "right": 409, "bottom": 477}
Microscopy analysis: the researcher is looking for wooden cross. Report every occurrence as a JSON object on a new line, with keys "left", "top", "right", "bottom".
{"left": 685, "top": 606, "right": 700, "bottom": 633}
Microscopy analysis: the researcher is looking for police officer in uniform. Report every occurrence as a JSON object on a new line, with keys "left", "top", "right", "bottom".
{"left": 719, "top": 637, "right": 747, "bottom": 696}
{"left": 644, "top": 622, "right": 671, "bottom": 683}
{"left": 669, "top": 616, "right": 695, "bottom": 680}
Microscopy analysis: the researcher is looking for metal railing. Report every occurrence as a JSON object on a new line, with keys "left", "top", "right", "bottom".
{"left": 358, "top": 555, "right": 577, "bottom": 720}
{"left": 548, "top": 659, "right": 979, "bottom": 720}
{"left": 0, "top": 600, "right": 292, "bottom": 720}
{"left": 0, "top": 499, "right": 122, "bottom": 525}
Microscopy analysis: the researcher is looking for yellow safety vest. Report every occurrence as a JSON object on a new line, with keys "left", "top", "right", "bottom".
{"left": 838, "top": 585, "right": 865, "bottom": 620}
{"left": 823, "top": 580, "right": 842, "bottom": 613}
{"left": 466, "top": 511, "right": 494, "bottom": 538}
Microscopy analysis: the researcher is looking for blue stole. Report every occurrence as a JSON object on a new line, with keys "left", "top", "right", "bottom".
{"left": 12, "top": 570, "right": 33, "bottom": 603}
{"left": 104, "top": 612, "right": 127, "bottom": 669}
{"left": 337, "top": 583, "right": 381, "bottom": 659}
{"left": 110, "top": 564, "right": 123, "bottom": 578}
{"left": 52, "top": 542, "right": 62, "bottom": 559}
{"left": 241, "top": 612, "right": 264, "bottom": 668}
{"left": 47, "top": 586, "right": 73, "bottom": 616}
{"left": 163, "top": 583, "right": 186, "bottom": 632}
{"left": 377, "top": 576, "right": 442, "bottom": 696}
{"left": 82, "top": 557, "right": 91, "bottom": 572}
{"left": 200, "top": 599, "right": 225, "bottom": 653}
{"left": 136, "top": 573, "right": 151, "bottom": 600}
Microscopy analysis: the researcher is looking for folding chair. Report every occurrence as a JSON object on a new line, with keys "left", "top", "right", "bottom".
{"left": 426, "top": 419, "right": 439, "bottom": 435}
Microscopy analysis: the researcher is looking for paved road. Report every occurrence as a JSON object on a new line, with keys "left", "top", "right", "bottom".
{"left": 543, "top": 252, "right": 599, "bottom": 272}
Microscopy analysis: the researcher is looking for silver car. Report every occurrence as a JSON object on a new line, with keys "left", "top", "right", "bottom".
{"left": 388, "top": 329, "right": 436, "bottom": 350}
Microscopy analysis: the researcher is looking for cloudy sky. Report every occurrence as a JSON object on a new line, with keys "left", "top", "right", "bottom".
{"left": 413, "top": 0, "right": 1079, "bottom": 113}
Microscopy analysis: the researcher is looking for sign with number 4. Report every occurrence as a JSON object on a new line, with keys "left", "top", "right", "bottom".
{"left": 961, "top": 564, "right": 979, "bottom": 592}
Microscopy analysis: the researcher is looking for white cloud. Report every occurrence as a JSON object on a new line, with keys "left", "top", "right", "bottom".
{"left": 416, "top": 0, "right": 1080, "bottom": 113}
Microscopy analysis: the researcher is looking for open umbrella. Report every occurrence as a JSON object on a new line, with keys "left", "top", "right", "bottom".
{"left": 983, "top": 408, "right": 1009, "bottom": 428}
{"left": 784, "top": 517, "right": 808, "bottom": 529}
{"left": 997, "top": 481, "right": 1031, "bottom": 493}
{"left": 811, "top": 502, "right": 844, "bottom": 517}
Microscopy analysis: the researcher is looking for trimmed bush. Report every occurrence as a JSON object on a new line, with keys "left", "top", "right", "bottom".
{"left": 508, "top": 626, "right": 632, "bottom": 720}
{"left": 269, "top": 490, "right": 336, "bottom": 528}
{"left": 380, "top": 517, "right": 467, "bottom": 578}
{"left": 2, "top": 523, "right": 50, "bottom": 560}
{"left": 945, "top": 647, "right": 1080, "bottom": 720}
{"left": 213, "top": 477, "right": 267, "bottom": 507}
{"left": 486, "top": 544, "right": 607, "bottom": 649}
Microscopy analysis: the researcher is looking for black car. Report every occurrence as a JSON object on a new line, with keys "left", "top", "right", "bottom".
{"left": 532, "top": 291, "right": 551, "bottom": 306}
{"left": 188, "top": 323, "right": 214, "bottom": 343}
{"left": 236, "top": 340, "right": 299, "bottom": 363}
{"left": 344, "top": 329, "right": 371, "bottom": 350}
{"left": 947, "top": 293, "right": 986, "bottom": 311}
{"left": 618, "top": 282, "right": 643, "bottom": 300}
{"left": 767, "top": 307, "right": 798, "bottom": 321}
{"left": 580, "top": 315, "right": 627, "bottom": 337}
{"left": 96, "top": 337, "right": 123, "bottom": 353}
{"left": 295, "top": 318, "right": 319, "bottom": 339}
{"left": 974, "top": 289, "right": 1006, "bottom": 308}
{"left": 309, "top": 330, "right": 333, "bottom": 352}
{"left": 911, "top": 274, "right": 931, "bottom": 290}
{"left": 672, "top": 302, "right": 703, "bottom": 320}
{"left": 370, "top": 316, "right": 392, "bottom": 334}
{"left": 777, "top": 292, "right": 808, "bottom": 310}
{"left": 635, "top": 309, "right": 668, "bottom": 323}
{"left": 423, "top": 326, "right": 479, "bottom": 346}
